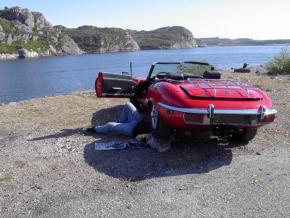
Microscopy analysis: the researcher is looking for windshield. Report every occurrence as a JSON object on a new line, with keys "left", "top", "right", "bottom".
{"left": 150, "top": 62, "right": 212, "bottom": 79}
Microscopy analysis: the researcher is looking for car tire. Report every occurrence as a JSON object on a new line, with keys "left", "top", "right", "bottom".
{"left": 232, "top": 128, "right": 258, "bottom": 143}
{"left": 130, "top": 97, "right": 143, "bottom": 112}
{"left": 150, "top": 104, "right": 171, "bottom": 138}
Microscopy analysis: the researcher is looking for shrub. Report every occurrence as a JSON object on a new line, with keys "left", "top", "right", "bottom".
{"left": 0, "top": 43, "right": 18, "bottom": 53}
{"left": 266, "top": 48, "right": 290, "bottom": 75}
{"left": 0, "top": 40, "right": 53, "bottom": 54}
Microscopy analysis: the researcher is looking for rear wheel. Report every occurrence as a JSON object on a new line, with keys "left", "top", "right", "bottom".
{"left": 130, "top": 97, "right": 143, "bottom": 112}
{"left": 150, "top": 105, "right": 171, "bottom": 138}
{"left": 232, "top": 128, "right": 258, "bottom": 143}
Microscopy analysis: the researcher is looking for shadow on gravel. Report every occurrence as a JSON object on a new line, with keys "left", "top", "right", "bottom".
{"left": 83, "top": 138, "right": 233, "bottom": 182}
{"left": 29, "top": 128, "right": 84, "bottom": 141}
{"left": 83, "top": 105, "right": 234, "bottom": 181}
{"left": 29, "top": 105, "right": 124, "bottom": 141}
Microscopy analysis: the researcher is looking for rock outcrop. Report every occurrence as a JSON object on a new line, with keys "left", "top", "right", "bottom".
{"left": 0, "top": 7, "right": 82, "bottom": 59}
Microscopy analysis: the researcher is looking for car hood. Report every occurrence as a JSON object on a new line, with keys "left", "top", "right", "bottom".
{"left": 179, "top": 80, "right": 263, "bottom": 100}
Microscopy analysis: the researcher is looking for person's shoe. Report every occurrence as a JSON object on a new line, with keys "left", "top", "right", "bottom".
{"left": 84, "top": 127, "right": 96, "bottom": 134}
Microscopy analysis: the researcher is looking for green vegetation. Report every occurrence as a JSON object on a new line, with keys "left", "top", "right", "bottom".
{"left": 16, "top": 39, "right": 52, "bottom": 51}
{"left": 0, "top": 17, "right": 12, "bottom": 33}
{"left": 267, "top": 48, "right": 290, "bottom": 75}
{"left": 0, "top": 43, "right": 17, "bottom": 53}
{"left": 0, "top": 39, "right": 53, "bottom": 53}
{"left": 138, "top": 38, "right": 173, "bottom": 49}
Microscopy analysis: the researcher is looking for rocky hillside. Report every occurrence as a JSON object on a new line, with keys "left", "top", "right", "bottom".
{"left": 58, "top": 25, "right": 139, "bottom": 53}
{"left": 0, "top": 7, "right": 198, "bottom": 59}
{"left": 0, "top": 7, "right": 82, "bottom": 59}
{"left": 131, "top": 26, "right": 198, "bottom": 50}
{"left": 61, "top": 26, "right": 197, "bottom": 53}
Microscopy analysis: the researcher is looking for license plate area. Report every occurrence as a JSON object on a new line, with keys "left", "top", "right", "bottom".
{"left": 212, "top": 114, "right": 257, "bottom": 125}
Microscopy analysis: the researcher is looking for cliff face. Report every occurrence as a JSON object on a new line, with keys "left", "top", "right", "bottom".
{"left": 0, "top": 7, "right": 82, "bottom": 59}
{"left": 59, "top": 26, "right": 140, "bottom": 53}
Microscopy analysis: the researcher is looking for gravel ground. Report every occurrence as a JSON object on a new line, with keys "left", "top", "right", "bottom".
{"left": 0, "top": 71, "right": 290, "bottom": 217}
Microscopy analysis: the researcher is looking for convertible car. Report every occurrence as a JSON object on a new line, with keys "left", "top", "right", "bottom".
{"left": 95, "top": 61, "right": 277, "bottom": 142}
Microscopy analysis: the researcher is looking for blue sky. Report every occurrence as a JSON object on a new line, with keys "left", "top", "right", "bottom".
{"left": 0, "top": 0, "right": 289, "bottom": 39}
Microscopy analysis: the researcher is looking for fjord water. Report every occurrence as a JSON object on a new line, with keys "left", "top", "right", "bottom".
{"left": 0, "top": 45, "right": 286, "bottom": 103}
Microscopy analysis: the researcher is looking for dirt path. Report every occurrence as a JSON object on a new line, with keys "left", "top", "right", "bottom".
{"left": 0, "top": 73, "right": 289, "bottom": 217}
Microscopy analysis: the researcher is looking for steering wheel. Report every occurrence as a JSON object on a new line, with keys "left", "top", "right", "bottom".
{"left": 152, "top": 72, "right": 170, "bottom": 79}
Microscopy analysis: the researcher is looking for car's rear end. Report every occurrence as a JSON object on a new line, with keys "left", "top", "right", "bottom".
{"left": 152, "top": 79, "right": 277, "bottom": 141}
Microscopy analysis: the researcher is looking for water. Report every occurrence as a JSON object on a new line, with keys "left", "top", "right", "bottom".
{"left": 0, "top": 45, "right": 286, "bottom": 104}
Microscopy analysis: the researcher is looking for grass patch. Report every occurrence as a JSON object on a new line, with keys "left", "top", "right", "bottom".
{"left": 267, "top": 48, "right": 290, "bottom": 75}
{"left": 0, "top": 40, "right": 53, "bottom": 53}
{"left": 15, "top": 40, "right": 52, "bottom": 52}
{"left": 139, "top": 38, "right": 173, "bottom": 48}
{"left": 0, "top": 43, "right": 18, "bottom": 53}
{"left": 0, "top": 175, "right": 13, "bottom": 182}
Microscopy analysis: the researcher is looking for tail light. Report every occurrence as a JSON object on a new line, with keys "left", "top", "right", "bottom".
{"left": 259, "top": 114, "right": 276, "bottom": 123}
{"left": 95, "top": 72, "right": 103, "bottom": 97}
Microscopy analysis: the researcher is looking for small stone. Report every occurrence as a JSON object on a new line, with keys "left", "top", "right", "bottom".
{"left": 147, "top": 135, "right": 171, "bottom": 153}
{"left": 256, "top": 152, "right": 261, "bottom": 155}
{"left": 8, "top": 102, "right": 17, "bottom": 106}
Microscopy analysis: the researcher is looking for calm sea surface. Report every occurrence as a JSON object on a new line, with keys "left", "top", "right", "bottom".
{"left": 0, "top": 45, "right": 287, "bottom": 103}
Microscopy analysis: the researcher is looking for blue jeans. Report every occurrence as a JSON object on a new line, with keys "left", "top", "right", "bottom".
{"left": 94, "top": 102, "right": 142, "bottom": 136}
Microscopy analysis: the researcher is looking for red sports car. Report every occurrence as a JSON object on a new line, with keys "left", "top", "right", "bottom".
{"left": 95, "top": 61, "right": 277, "bottom": 142}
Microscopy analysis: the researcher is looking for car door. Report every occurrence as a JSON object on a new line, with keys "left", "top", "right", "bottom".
{"left": 95, "top": 72, "right": 136, "bottom": 98}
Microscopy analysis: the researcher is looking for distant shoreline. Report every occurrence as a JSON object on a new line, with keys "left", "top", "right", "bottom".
{"left": 1, "top": 43, "right": 288, "bottom": 61}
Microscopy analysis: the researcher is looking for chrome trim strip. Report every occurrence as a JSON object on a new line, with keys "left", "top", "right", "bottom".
{"left": 158, "top": 102, "right": 277, "bottom": 115}
{"left": 102, "top": 93, "right": 132, "bottom": 97}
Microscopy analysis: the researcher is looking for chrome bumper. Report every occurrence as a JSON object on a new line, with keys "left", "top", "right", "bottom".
{"left": 158, "top": 102, "right": 277, "bottom": 126}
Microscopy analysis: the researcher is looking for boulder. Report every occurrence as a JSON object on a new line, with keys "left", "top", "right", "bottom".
{"left": 48, "top": 45, "right": 57, "bottom": 55}
{"left": 18, "top": 48, "right": 39, "bottom": 58}
{"left": 0, "top": 53, "right": 18, "bottom": 59}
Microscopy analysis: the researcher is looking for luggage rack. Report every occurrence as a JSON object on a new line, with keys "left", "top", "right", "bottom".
{"left": 187, "top": 79, "right": 254, "bottom": 98}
